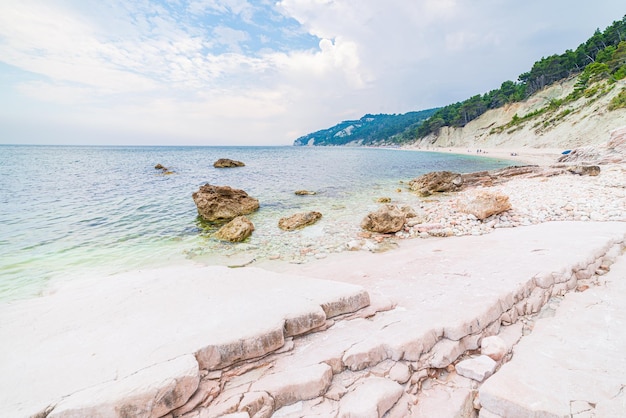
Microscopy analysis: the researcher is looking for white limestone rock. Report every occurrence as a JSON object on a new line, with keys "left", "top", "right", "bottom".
{"left": 48, "top": 355, "right": 200, "bottom": 418}
{"left": 480, "top": 335, "right": 507, "bottom": 362}
{"left": 455, "top": 355, "right": 497, "bottom": 382}
{"left": 250, "top": 363, "right": 333, "bottom": 409}
{"left": 338, "top": 377, "right": 403, "bottom": 418}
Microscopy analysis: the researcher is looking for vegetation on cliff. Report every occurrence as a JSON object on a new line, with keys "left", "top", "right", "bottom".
{"left": 295, "top": 15, "right": 626, "bottom": 147}
{"left": 293, "top": 109, "right": 437, "bottom": 146}
{"left": 417, "top": 15, "right": 626, "bottom": 138}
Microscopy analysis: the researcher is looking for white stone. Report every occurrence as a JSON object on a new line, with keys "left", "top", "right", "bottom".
{"left": 250, "top": 363, "right": 333, "bottom": 409}
{"left": 481, "top": 336, "right": 508, "bottom": 361}
{"left": 49, "top": 355, "right": 200, "bottom": 418}
{"left": 388, "top": 362, "right": 411, "bottom": 384}
{"left": 338, "top": 377, "right": 403, "bottom": 418}
{"left": 455, "top": 355, "right": 497, "bottom": 382}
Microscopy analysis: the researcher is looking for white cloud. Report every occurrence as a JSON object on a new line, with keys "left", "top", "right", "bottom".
{"left": 0, "top": 0, "right": 625, "bottom": 145}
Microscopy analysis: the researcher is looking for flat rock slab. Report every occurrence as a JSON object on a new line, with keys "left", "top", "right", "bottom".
{"left": 479, "top": 252, "right": 626, "bottom": 417}
{"left": 0, "top": 265, "right": 369, "bottom": 418}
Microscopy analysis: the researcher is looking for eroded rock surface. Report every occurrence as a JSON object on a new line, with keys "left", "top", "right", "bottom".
{"left": 213, "top": 158, "right": 245, "bottom": 168}
{"left": 457, "top": 191, "right": 512, "bottom": 220}
{"left": 192, "top": 184, "right": 259, "bottom": 222}
{"left": 278, "top": 211, "right": 323, "bottom": 231}
{"left": 409, "top": 171, "right": 463, "bottom": 196}
{"left": 214, "top": 216, "right": 255, "bottom": 242}
{"left": 360, "top": 204, "right": 407, "bottom": 233}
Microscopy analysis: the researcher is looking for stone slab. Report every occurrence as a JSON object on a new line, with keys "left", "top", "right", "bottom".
{"left": 479, "top": 252, "right": 626, "bottom": 417}
{"left": 0, "top": 265, "right": 369, "bottom": 418}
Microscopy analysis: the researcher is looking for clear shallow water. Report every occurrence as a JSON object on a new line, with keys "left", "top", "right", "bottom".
{"left": 0, "top": 145, "right": 514, "bottom": 301}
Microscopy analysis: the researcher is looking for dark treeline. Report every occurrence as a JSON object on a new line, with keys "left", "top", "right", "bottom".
{"left": 417, "top": 15, "right": 626, "bottom": 138}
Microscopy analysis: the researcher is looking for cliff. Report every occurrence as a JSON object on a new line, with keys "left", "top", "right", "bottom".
{"left": 409, "top": 77, "right": 626, "bottom": 151}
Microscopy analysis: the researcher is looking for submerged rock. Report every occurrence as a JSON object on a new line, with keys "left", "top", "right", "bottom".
{"left": 213, "top": 158, "right": 245, "bottom": 168}
{"left": 361, "top": 204, "right": 406, "bottom": 233}
{"left": 192, "top": 184, "right": 259, "bottom": 222}
{"left": 409, "top": 171, "right": 463, "bottom": 196}
{"left": 214, "top": 216, "right": 255, "bottom": 242}
{"left": 278, "top": 211, "right": 323, "bottom": 230}
{"left": 154, "top": 163, "right": 166, "bottom": 170}
{"left": 294, "top": 190, "right": 317, "bottom": 196}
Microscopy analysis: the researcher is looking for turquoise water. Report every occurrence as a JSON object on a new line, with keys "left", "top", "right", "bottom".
{"left": 0, "top": 145, "right": 514, "bottom": 301}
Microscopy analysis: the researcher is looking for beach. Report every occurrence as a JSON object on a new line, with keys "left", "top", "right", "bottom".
{"left": 1, "top": 138, "right": 626, "bottom": 417}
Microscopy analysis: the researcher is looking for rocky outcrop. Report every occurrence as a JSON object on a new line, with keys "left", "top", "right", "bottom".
{"left": 461, "top": 165, "right": 543, "bottom": 188}
{"left": 278, "top": 211, "right": 323, "bottom": 230}
{"left": 360, "top": 204, "right": 407, "bottom": 233}
{"left": 408, "top": 171, "right": 463, "bottom": 196}
{"left": 457, "top": 191, "right": 512, "bottom": 220}
{"left": 214, "top": 216, "right": 255, "bottom": 242}
{"left": 184, "top": 222, "right": 626, "bottom": 418}
{"left": 192, "top": 184, "right": 259, "bottom": 222}
{"left": 213, "top": 158, "right": 245, "bottom": 168}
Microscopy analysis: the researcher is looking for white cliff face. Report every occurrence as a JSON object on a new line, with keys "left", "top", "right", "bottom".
{"left": 414, "top": 77, "right": 626, "bottom": 150}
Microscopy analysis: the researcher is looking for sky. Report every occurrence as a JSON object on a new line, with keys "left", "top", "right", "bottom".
{"left": 0, "top": 1, "right": 624, "bottom": 146}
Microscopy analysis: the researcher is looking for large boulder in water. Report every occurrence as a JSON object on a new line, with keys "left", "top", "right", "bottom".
{"left": 409, "top": 171, "right": 463, "bottom": 196}
{"left": 192, "top": 184, "right": 259, "bottom": 222}
{"left": 361, "top": 204, "right": 406, "bottom": 233}
{"left": 213, "top": 158, "right": 245, "bottom": 168}
{"left": 214, "top": 216, "right": 255, "bottom": 242}
{"left": 278, "top": 211, "right": 322, "bottom": 231}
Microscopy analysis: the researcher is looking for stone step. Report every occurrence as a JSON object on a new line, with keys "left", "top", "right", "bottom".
{"left": 0, "top": 265, "right": 369, "bottom": 418}
{"left": 190, "top": 222, "right": 626, "bottom": 417}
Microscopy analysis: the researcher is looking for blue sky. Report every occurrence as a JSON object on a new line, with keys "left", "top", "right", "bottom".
{"left": 0, "top": 0, "right": 624, "bottom": 146}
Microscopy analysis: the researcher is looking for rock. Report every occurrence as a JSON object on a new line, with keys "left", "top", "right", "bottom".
{"left": 278, "top": 211, "right": 323, "bottom": 231}
{"left": 480, "top": 335, "right": 507, "bottom": 361}
{"left": 338, "top": 377, "right": 404, "bottom": 418}
{"left": 388, "top": 362, "right": 411, "bottom": 384}
{"left": 192, "top": 184, "right": 260, "bottom": 222}
{"left": 408, "top": 171, "right": 463, "bottom": 196}
{"left": 295, "top": 190, "right": 317, "bottom": 195}
{"left": 462, "top": 165, "right": 543, "bottom": 188}
{"left": 154, "top": 163, "right": 166, "bottom": 170}
{"left": 250, "top": 363, "right": 333, "bottom": 409}
{"left": 214, "top": 216, "right": 255, "bottom": 242}
{"left": 566, "top": 165, "right": 601, "bottom": 176}
{"left": 457, "top": 191, "right": 511, "bottom": 220}
{"left": 376, "top": 197, "right": 391, "bottom": 203}
{"left": 213, "top": 158, "right": 245, "bottom": 168}
{"left": 360, "top": 204, "right": 406, "bottom": 233}
{"left": 48, "top": 355, "right": 200, "bottom": 418}
{"left": 455, "top": 355, "right": 497, "bottom": 382}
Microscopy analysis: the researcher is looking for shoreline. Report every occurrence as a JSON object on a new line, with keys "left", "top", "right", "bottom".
{"left": 402, "top": 144, "right": 565, "bottom": 166}
{"left": 2, "top": 138, "right": 626, "bottom": 416}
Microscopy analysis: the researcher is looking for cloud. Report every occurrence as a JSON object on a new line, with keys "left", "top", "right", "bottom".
{"left": 0, "top": 0, "right": 625, "bottom": 145}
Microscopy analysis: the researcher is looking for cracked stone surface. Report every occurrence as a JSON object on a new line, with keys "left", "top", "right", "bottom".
{"left": 1, "top": 222, "right": 625, "bottom": 417}
{"left": 0, "top": 265, "right": 368, "bottom": 417}
{"left": 479, "top": 248, "right": 626, "bottom": 417}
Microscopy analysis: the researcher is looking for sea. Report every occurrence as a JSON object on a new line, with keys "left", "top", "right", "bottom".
{"left": 0, "top": 145, "right": 516, "bottom": 302}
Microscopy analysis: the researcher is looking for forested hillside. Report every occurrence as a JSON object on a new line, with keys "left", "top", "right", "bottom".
{"left": 416, "top": 15, "right": 626, "bottom": 138}
{"left": 293, "top": 109, "right": 437, "bottom": 146}
{"left": 295, "top": 15, "right": 626, "bottom": 147}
